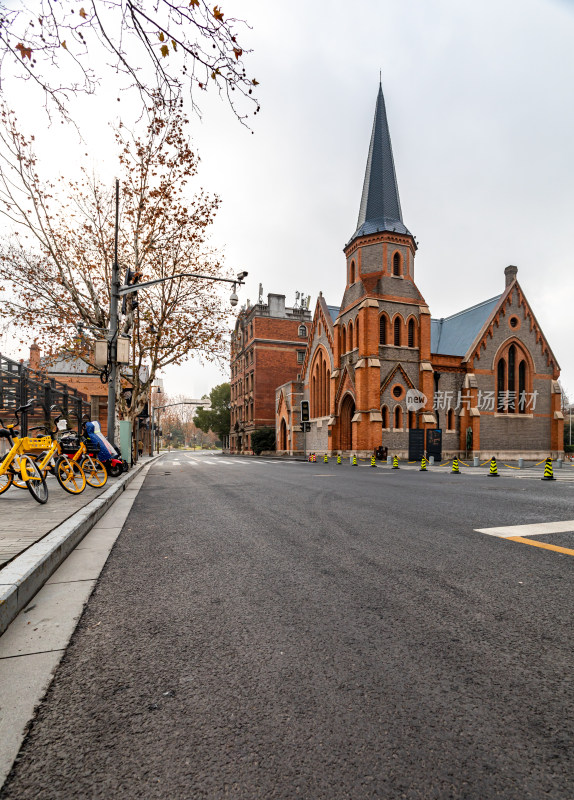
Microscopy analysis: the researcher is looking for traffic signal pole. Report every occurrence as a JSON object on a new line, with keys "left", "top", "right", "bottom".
{"left": 301, "top": 400, "right": 310, "bottom": 461}
{"left": 107, "top": 178, "right": 120, "bottom": 447}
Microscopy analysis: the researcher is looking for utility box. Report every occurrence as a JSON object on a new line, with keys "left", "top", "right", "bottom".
{"left": 117, "top": 337, "right": 131, "bottom": 364}
{"left": 119, "top": 420, "right": 132, "bottom": 463}
{"left": 94, "top": 340, "right": 108, "bottom": 366}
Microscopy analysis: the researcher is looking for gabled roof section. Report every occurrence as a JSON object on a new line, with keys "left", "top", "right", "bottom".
{"left": 347, "top": 82, "right": 411, "bottom": 247}
{"left": 380, "top": 363, "right": 416, "bottom": 395}
{"left": 300, "top": 295, "right": 337, "bottom": 380}
{"left": 465, "top": 281, "right": 560, "bottom": 372}
{"left": 431, "top": 295, "right": 501, "bottom": 357}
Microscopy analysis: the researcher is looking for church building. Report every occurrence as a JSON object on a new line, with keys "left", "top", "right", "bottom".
{"left": 275, "top": 84, "right": 564, "bottom": 460}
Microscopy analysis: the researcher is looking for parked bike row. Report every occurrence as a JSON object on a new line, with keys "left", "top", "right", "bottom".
{"left": 0, "top": 402, "right": 129, "bottom": 504}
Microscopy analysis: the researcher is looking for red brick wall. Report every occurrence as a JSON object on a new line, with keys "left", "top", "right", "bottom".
{"left": 230, "top": 312, "right": 309, "bottom": 451}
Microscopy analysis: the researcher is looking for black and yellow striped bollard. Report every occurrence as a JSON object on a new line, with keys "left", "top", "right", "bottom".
{"left": 370, "top": 455, "right": 376, "bottom": 468}
{"left": 488, "top": 457, "right": 499, "bottom": 477}
{"left": 541, "top": 457, "right": 556, "bottom": 481}
{"left": 324, "top": 453, "right": 328, "bottom": 464}
{"left": 337, "top": 454, "right": 342, "bottom": 465}
{"left": 420, "top": 457, "right": 427, "bottom": 471}
{"left": 451, "top": 457, "right": 461, "bottom": 475}
{"left": 392, "top": 455, "right": 400, "bottom": 469}
{"left": 352, "top": 454, "right": 357, "bottom": 466}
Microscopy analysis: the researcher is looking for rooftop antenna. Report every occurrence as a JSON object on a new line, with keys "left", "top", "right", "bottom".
{"left": 258, "top": 283, "right": 263, "bottom": 304}
{"left": 295, "top": 291, "right": 300, "bottom": 308}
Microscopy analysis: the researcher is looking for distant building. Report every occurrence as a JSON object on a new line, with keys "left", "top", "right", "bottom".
{"left": 229, "top": 293, "right": 312, "bottom": 453}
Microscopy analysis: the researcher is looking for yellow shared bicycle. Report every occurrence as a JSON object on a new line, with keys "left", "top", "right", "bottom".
{"left": 28, "top": 409, "right": 87, "bottom": 495}
{"left": 0, "top": 402, "right": 49, "bottom": 504}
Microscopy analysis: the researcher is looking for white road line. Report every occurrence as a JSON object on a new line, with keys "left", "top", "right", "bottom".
{"left": 474, "top": 520, "right": 574, "bottom": 538}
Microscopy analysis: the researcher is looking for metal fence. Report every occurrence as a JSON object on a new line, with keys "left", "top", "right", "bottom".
{"left": 0, "top": 352, "right": 92, "bottom": 436}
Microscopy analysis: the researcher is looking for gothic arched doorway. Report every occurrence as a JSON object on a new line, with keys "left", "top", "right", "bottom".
{"left": 340, "top": 394, "right": 355, "bottom": 451}
{"left": 279, "top": 418, "right": 287, "bottom": 451}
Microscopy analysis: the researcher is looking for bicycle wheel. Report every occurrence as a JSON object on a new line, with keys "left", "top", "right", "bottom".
{"left": 55, "top": 456, "right": 86, "bottom": 494}
{"left": 0, "top": 470, "right": 13, "bottom": 494}
{"left": 21, "top": 455, "right": 48, "bottom": 504}
{"left": 80, "top": 455, "right": 108, "bottom": 488}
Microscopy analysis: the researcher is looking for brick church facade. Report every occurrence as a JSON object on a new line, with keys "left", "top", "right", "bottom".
{"left": 274, "top": 84, "right": 564, "bottom": 460}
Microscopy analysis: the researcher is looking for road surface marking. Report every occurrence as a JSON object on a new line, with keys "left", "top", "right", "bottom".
{"left": 474, "top": 521, "right": 574, "bottom": 538}
{"left": 474, "top": 520, "right": 574, "bottom": 557}
{"left": 506, "top": 537, "right": 574, "bottom": 556}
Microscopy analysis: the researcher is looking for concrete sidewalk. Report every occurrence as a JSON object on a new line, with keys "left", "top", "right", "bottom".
{"left": 0, "top": 455, "right": 159, "bottom": 635}
{"left": 0, "top": 478, "right": 110, "bottom": 568}
{"left": 0, "top": 463, "right": 154, "bottom": 787}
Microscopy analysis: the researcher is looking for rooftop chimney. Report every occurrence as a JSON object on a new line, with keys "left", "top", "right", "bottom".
{"left": 505, "top": 265, "right": 518, "bottom": 288}
{"left": 267, "top": 293, "right": 286, "bottom": 318}
{"left": 29, "top": 342, "right": 40, "bottom": 372}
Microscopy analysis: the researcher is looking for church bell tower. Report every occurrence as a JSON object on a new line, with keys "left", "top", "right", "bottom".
{"left": 332, "top": 82, "right": 434, "bottom": 454}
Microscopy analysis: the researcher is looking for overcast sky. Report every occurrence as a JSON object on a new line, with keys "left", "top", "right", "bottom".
{"left": 2, "top": 0, "right": 574, "bottom": 400}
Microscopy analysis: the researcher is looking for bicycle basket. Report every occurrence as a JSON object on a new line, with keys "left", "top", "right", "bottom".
{"left": 60, "top": 434, "right": 80, "bottom": 454}
{"left": 21, "top": 435, "right": 53, "bottom": 452}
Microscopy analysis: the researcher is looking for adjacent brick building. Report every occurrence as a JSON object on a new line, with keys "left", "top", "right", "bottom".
{"left": 229, "top": 293, "right": 311, "bottom": 453}
{"left": 274, "top": 83, "right": 564, "bottom": 460}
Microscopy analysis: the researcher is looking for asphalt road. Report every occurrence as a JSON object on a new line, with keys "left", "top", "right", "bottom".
{"left": 2, "top": 453, "right": 573, "bottom": 799}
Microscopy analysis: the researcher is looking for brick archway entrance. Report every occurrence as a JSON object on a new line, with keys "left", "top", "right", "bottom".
{"left": 279, "top": 418, "right": 287, "bottom": 451}
{"left": 340, "top": 394, "right": 355, "bottom": 450}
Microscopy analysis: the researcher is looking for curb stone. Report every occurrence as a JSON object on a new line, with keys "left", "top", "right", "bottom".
{"left": 0, "top": 455, "right": 161, "bottom": 636}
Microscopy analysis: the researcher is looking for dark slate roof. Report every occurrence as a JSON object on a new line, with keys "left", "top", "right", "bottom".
{"left": 430, "top": 295, "right": 501, "bottom": 357}
{"left": 326, "top": 305, "right": 339, "bottom": 324}
{"left": 347, "top": 83, "right": 411, "bottom": 246}
{"left": 39, "top": 354, "right": 89, "bottom": 374}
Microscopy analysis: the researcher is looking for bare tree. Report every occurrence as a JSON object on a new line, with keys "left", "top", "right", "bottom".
{"left": 0, "top": 99, "right": 231, "bottom": 425}
{"left": 0, "top": 0, "right": 260, "bottom": 123}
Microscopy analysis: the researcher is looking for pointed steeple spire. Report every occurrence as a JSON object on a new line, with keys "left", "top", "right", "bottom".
{"left": 349, "top": 82, "right": 411, "bottom": 244}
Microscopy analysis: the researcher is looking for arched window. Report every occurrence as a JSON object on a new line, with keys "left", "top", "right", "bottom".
{"left": 379, "top": 315, "right": 387, "bottom": 345}
{"left": 393, "top": 252, "right": 401, "bottom": 276}
{"left": 408, "top": 318, "right": 415, "bottom": 348}
{"left": 394, "top": 317, "right": 401, "bottom": 346}
{"left": 495, "top": 342, "right": 532, "bottom": 414}
{"left": 447, "top": 408, "right": 455, "bottom": 430}
{"left": 350, "top": 260, "right": 356, "bottom": 283}
{"left": 518, "top": 360, "right": 526, "bottom": 414}
{"left": 311, "top": 350, "right": 330, "bottom": 418}
{"left": 497, "top": 358, "right": 506, "bottom": 412}
{"left": 508, "top": 345, "right": 516, "bottom": 410}
{"left": 341, "top": 326, "right": 347, "bottom": 353}
{"left": 355, "top": 317, "right": 360, "bottom": 353}
{"left": 408, "top": 411, "right": 416, "bottom": 430}
{"left": 298, "top": 324, "right": 307, "bottom": 338}
{"left": 394, "top": 406, "right": 402, "bottom": 430}
{"left": 382, "top": 406, "right": 389, "bottom": 429}
{"left": 348, "top": 321, "right": 354, "bottom": 351}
